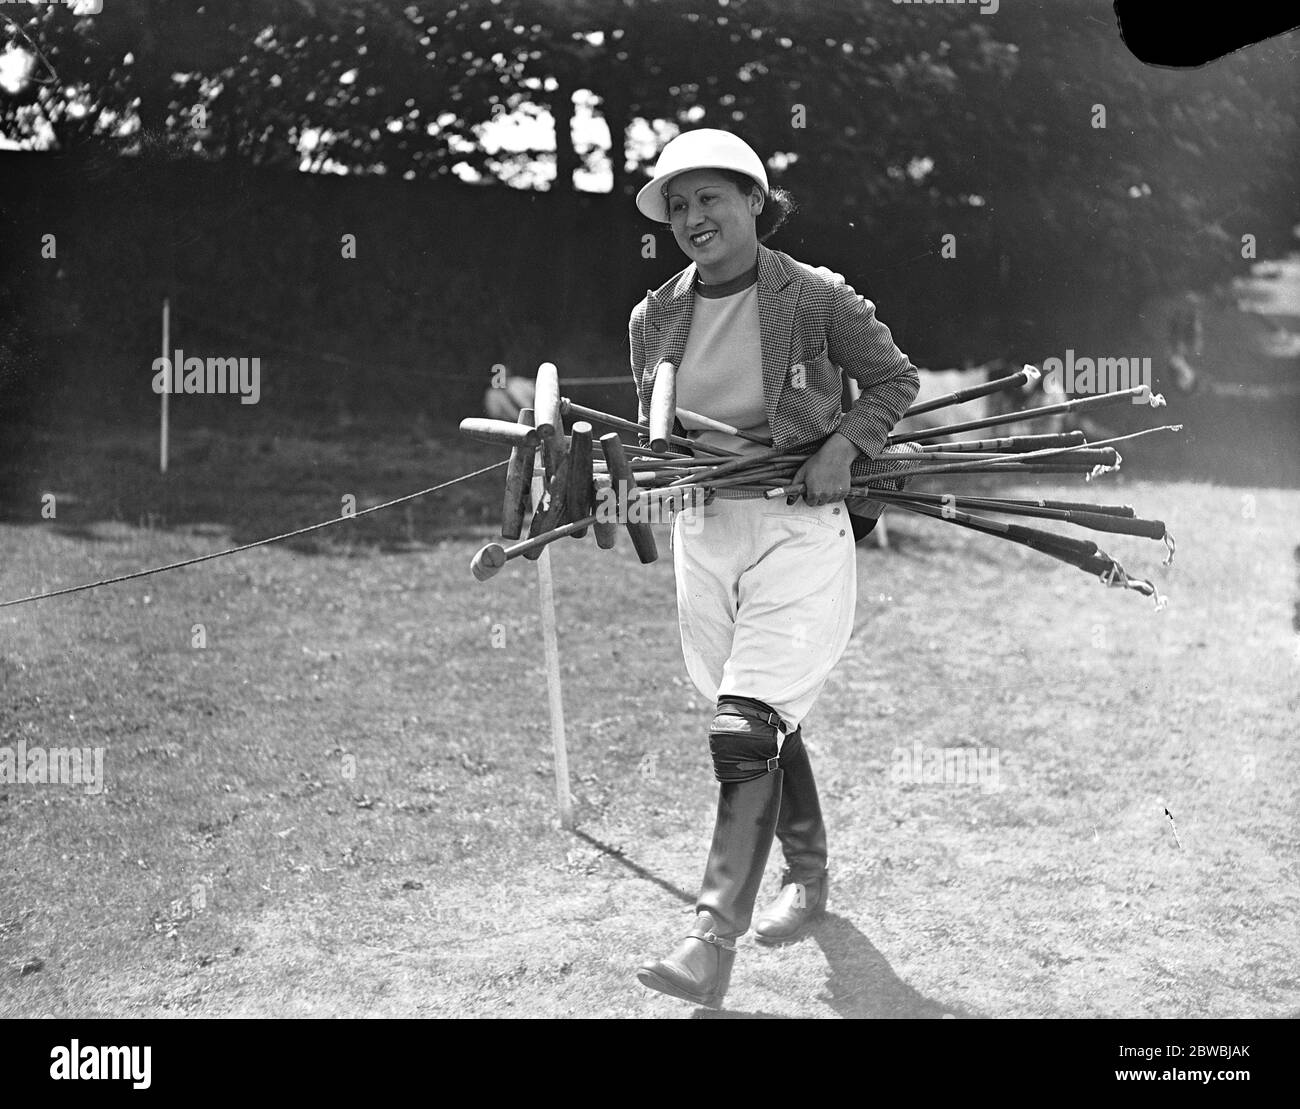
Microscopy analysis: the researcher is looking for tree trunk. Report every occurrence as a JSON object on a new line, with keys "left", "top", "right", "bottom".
{"left": 602, "top": 94, "right": 630, "bottom": 202}
{"left": 552, "top": 78, "right": 578, "bottom": 193}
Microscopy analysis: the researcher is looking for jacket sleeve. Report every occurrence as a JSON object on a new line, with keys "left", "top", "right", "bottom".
{"left": 826, "top": 284, "right": 918, "bottom": 461}
{"left": 629, "top": 299, "right": 648, "bottom": 424}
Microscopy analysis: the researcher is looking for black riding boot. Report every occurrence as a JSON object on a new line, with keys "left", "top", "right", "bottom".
{"left": 637, "top": 697, "right": 785, "bottom": 1008}
{"left": 753, "top": 726, "right": 829, "bottom": 944}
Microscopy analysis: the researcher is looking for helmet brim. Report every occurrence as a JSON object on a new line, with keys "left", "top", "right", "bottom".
{"left": 635, "top": 167, "right": 767, "bottom": 223}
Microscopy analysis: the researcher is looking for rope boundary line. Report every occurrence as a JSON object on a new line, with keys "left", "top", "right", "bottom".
{"left": 0, "top": 461, "right": 508, "bottom": 610}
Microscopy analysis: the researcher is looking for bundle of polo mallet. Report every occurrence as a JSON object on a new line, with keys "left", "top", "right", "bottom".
{"left": 460, "top": 361, "right": 1178, "bottom": 603}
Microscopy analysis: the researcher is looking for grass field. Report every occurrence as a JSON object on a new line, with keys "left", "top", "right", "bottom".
{"left": 1, "top": 418, "right": 1298, "bottom": 1019}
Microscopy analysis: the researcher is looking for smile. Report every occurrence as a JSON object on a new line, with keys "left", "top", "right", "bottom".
{"left": 690, "top": 230, "right": 718, "bottom": 246}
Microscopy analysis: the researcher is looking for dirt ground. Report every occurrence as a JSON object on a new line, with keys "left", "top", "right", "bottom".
{"left": 1, "top": 421, "right": 1297, "bottom": 1018}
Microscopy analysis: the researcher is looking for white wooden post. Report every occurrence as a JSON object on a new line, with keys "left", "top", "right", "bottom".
{"left": 160, "top": 297, "right": 170, "bottom": 474}
{"left": 531, "top": 469, "right": 572, "bottom": 829}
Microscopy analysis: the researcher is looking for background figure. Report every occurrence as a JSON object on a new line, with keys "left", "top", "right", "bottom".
{"left": 1165, "top": 294, "right": 1203, "bottom": 394}
{"left": 483, "top": 374, "right": 537, "bottom": 421}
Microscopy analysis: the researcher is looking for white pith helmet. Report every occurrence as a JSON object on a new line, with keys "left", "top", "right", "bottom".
{"left": 635, "top": 128, "right": 769, "bottom": 222}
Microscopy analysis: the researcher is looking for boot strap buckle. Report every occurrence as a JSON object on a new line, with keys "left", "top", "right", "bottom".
{"left": 700, "top": 930, "right": 736, "bottom": 951}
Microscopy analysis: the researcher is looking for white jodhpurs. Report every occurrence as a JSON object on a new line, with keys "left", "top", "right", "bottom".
{"left": 671, "top": 496, "right": 857, "bottom": 732}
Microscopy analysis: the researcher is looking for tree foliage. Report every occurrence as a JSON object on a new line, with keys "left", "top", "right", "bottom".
{"left": 3, "top": 0, "right": 1296, "bottom": 312}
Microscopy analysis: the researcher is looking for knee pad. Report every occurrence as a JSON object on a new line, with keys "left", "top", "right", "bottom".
{"left": 708, "top": 696, "right": 788, "bottom": 783}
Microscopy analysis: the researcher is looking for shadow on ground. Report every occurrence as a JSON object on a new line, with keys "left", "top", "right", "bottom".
{"left": 573, "top": 830, "right": 695, "bottom": 905}
{"left": 577, "top": 826, "right": 971, "bottom": 1020}
{"left": 696, "top": 913, "right": 974, "bottom": 1019}
{"left": 812, "top": 913, "right": 976, "bottom": 1019}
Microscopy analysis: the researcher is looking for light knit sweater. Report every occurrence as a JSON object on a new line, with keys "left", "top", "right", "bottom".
{"left": 675, "top": 263, "right": 772, "bottom": 459}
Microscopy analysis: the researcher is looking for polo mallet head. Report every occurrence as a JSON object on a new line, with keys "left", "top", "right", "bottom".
{"left": 471, "top": 542, "right": 510, "bottom": 582}
{"left": 472, "top": 509, "right": 609, "bottom": 580}
{"left": 500, "top": 408, "right": 536, "bottom": 540}
{"left": 533, "top": 361, "right": 566, "bottom": 481}
{"left": 522, "top": 450, "right": 571, "bottom": 561}
{"left": 459, "top": 417, "right": 540, "bottom": 450}
{"left": 592, "top": 474, "right": 618, "bottom": 549}
{"left": 599, "top": 432, "right": 658, "bottom": 564}
{"left": 564, "top": 422, "right": 595, "bottom": 539}
{"left": 648, "top": 361, "right": 677, "bottom": 454}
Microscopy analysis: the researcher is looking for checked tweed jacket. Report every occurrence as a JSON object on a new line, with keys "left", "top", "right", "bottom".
{"left": 628, "top": 244, "right": 920, "bottom": 485}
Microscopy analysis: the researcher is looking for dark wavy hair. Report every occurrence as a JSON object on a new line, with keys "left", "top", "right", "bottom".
{"left": 716, "top": 169, "right": 798, "bottom": 242}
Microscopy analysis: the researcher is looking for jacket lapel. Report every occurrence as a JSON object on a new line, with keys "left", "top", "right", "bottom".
{"left": 641, "top": 264, "right": 696, "bottom": 408}
{"left": 756, "top": 245, "right": 798, "bottom": 434}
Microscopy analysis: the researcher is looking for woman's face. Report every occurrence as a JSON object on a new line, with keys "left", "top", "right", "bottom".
{"left": 664, "top": 169, "right": 762, "bottom": 283}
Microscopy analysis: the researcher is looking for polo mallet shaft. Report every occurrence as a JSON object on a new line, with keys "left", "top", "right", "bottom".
{"left": 599, "top": 433, "right": 658, "bottom": 564}
{"left": 810, "top": 440, "right": 1122, "bottom": 484}
{"left": 881, "top": 450, "right": 1013, "bottom": 461}
{"left": 534, "top": 361, "right": 566, "bottom": 480}
{"left": 617, "top": 443, "right": 696, "bottom": 461}
{"left": 648, "top": 361, "right": 677, "bottom": 454}
{"left": 565, "top": 422, "right": 595, "bottom": 539}
{"left": 472, "top": 517, "right": 593, "bottom": 580}
{"left": 501, "top": 408, "right": 536, "bottom": 540}
{"left": 667, "top": 443, "right": 799, "bottom": 486}
{"left": 675, "top": 406, "right": 775, "bottom": 447}
{"left": 886, "top": 499, "right": 1158, "bottom": 597}
{"left": 887, "top": 497, "right": 1098, "bottom": 558}
{"left": 960, "top": 447, "right": 1118, "bottom": 467}
{"left": 472, "top": 485, "right": 696, "bottom": 579}
{"left": 873, "top": 491, "right": 1167, "bottom": 539}
{"left": 767, "top": 464, "right": 1100, "bottom": 500}
{"left": 561, "top": 397, "right": 739, "bottom": 457}
{"left": 904, "top": 364, "right": 1040, "bottom": 418}
{"left": 888, "top": 385, "right": 1159, "bottom": 444}
{"left": 993, "top": 498, "right": 1135, "bottom": 517}
{"left": 705, "top": 466, "right": 799, "bottom": 490}
{"left": 913, "top": 432, "right": 1086, "bottom": 454}
{"left": 459, "top": 417, "right": 541, "bottom": 449}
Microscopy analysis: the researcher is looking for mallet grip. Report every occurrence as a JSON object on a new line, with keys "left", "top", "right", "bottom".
{"left": 565, "top": 422, "right": 595, "bottom": 539}
{"left": 1067, "top": 511, "right": 1167, "bottom": 540}
{"left": 534, "top": 361, "right": 566, "bottom": 479}
{"left": 533, "top": 362, "right": 562, "bottom": 437}
{"left": 648, "top": 361, "right": 677, "bottom": 454}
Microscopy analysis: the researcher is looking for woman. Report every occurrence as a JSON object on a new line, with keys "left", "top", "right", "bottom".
{"left": 629, "top": 129, "right": 919, "bottom": 1009}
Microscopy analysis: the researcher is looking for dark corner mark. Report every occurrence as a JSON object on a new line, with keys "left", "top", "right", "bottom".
{"left": 1112, "top": 1, "right": 1300, "bottom": 67}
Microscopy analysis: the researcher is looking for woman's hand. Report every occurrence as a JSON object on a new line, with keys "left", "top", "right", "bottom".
{"left": 792, "top": 432, "right": 860, "bottom": 506}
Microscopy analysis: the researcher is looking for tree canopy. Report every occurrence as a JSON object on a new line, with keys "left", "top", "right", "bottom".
{"left": 3, "top": 0, "right": 1296, "bottom": 308}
